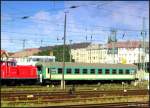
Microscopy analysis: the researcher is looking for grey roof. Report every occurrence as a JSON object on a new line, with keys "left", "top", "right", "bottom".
{"left": 70, "top": 42, "right": 91, "bottom": 49}
{"left": 39, "top": 42, "right": 91, "bottom": 51}
{"left": 36, "top": 62, "right": 137, "bottom": 68}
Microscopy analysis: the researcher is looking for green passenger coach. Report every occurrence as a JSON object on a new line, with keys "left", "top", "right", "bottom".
{"left": 36, "top": 62, "right": 137, "bottom": 83}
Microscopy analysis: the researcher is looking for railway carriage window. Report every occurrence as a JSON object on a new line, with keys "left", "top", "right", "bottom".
{"left": 98, "top": 69, "right": 102, "bottom": 74}
{"left": 119, "top": 69, "right": 123, "bottom": 74}
{"left": 125, "top": 70, "right": 130, "bottom": 74}
{"left": 75, "top": 69, "right": 80, "bottom": 74}
{"left": 105, "top": 69, "right": 110, "bottom": 74}
{"left": 67, "top": 68, "right": 72, "bottom": 74}
{"left": 58, "top": 68, "right": 62, "bottom": 74}
{"left": 130, "top": 70, "right": 135, "bottom": 74}
{"left": 112, "top": 69, "right": 117, "bottom": 74}
{"left": 83, "top": 69, "right": 87, "bottom": 74}
{"left": 51, "top": 68, "right": 56, "bottom": 74}
{"left": 90, "top": 69, "right": 95, "bottom": 74}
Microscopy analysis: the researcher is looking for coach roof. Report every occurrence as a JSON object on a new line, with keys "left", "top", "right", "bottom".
{"left": 36, "top": 62, "right": 137, "bottom": 68}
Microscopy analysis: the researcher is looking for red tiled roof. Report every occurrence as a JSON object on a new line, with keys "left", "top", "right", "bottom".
{"left": 1, "top": 50, "right": 9, "bottom": 58}
{"left": 10, "top": 48, "right": 41, "bottom": 58}
{"left": 106, "top": 41, "right": 148, "bottom": 48}
{"left": 1, "top": 50, "right": 6, "bottom": 54}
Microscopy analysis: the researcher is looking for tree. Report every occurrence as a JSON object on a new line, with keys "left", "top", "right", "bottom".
{"left": 53, "top": 45, "right": 71, "bottom": 62}
{"left": 34, "top": 50, "right": 49, "bottom": 56}
{"left": 34, "top": 45, "right": 73, "bottom": 62}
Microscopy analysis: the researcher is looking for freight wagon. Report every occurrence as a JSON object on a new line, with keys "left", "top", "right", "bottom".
{"left": 36, "top": 62, "right": 138, "bottom": 84}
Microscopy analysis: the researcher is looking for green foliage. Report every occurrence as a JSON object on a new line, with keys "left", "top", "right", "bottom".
{"left": 34, "top": 45, "right": 73, "bottom": 62}
{"left": 53, "top": 45, "right": 71, "bottom": 62}
{"left": 34, "top": 50, "right": 49, "bottom": 56}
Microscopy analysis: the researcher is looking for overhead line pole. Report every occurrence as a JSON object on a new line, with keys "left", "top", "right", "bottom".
{"left": 23, "top": 39, "right": 26, "bottom": 50}
{"left": 69, "top": 40, "right": 72, "bottom": 62}
{"left": 142, "top": 17, "right": 146, "bottom": 72}
{"left": 61, "top": 12, "right": 67, "bottom": 90}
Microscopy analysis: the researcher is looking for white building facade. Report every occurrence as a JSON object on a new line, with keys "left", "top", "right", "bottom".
{"left": 71, "top": 41, "right": 149, "bottom": 65}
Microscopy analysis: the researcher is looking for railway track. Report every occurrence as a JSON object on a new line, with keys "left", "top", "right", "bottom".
{"left": 1, "top": 89, "right": 148, "bottom": 97}
{"left": 43, "top": 102, "right": 149, "bottom": 108}
{"left": 1, "top": 89, "right": 149, "bottom": 102}
{"left": 1, "top": 89, "right": 149, "bottom": 107}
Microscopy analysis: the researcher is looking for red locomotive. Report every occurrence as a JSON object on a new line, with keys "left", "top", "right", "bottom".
{"left": 0, "top": 60, "right": 38, "bottom": 85}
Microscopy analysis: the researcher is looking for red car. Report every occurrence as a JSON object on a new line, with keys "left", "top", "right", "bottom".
{"left": 1, "top": 60, "right": 38, "bottom": 85}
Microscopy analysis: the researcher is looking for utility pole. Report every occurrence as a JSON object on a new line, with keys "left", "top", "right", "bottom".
{"left": 23, "top": 39, "right": 26, "bottom": 50}
{"left": 22, "top": 39, "right": 27, "bottom": 61}
{"left": 90, "top": 35, "right": 92, "bottom": 63}
{"left": 40, "top": 40, "right": 43, "bottom": 47}
{"left": 61, "top": 12, "right": 67, "bottom": 90}
{"left": 69, "top": 40, "right": 72, "bottom": 62}
{"left": 111, "top": 30, "right": 117, "bottom": 64}
{"left": 141, "top": 17, "right": 146, "bottom": 72}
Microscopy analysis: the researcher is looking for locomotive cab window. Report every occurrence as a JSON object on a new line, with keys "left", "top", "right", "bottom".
{"left": 83, "top": 69, "right": 87, "bottom": 74}
{"left": 58, "top": 68, "right": 62, "bottom": 74}
{"left": 105, "top": 69, "right": 110, "bottom": 74}
{"left": 75, "top": 69, "right": 80, "bottom": 74}
{"left": 67, "top": 68, "right": 72, "bottom": 74}
{"left": 119, "top": 69, "right": 123, "bottom": 74}
{"left": 7, "top": 62, "right": 16, "bottom": 66}
{"left": 98, "top": 69, "right": 102, "bottom": 74}
{"left": 90, "top": 69, "right": 95, "bottom": 74}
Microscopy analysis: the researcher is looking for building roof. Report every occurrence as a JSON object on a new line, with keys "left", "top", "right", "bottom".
{"left": 39, "top": 42, "right": 91, "bottom": 50}
{"left": 10, "top": 48, "right": 41, "bottom": 58}
{"left": 70, "top": 42, "right": 91, "bottom": 49}
{"left": 1, "top": 50, "right": 9, "bottom": 56}
{"left": 36, "top": 62, "right": 137, "bottom": 68}
{"left": 106, "top": 41, "right": 149, "bottom": 48}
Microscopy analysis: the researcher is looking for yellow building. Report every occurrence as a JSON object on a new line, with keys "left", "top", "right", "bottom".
{"left": 71, "top": 43, "right": 107, "bottom": 63}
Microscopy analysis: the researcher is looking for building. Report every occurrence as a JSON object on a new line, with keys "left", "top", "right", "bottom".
{"left": 70, "top": 41, "right": 149, "bottom": 66}
{"left": 71, "top": 42, "right": 91, "bottom": 63}
{"left": 1, "top": 50, "right": 9, "bottom": 60}
{"left": 71, "top": 43, "right": 107, "bottom": 63}
{"left": 10, "top": 48, "right": 41, "bottom": 58}
{"left": 9, "top": 48, "right": 41, "bottom": 65}
{"left": 106, "top": 41, "right": 149, "bottom": 64}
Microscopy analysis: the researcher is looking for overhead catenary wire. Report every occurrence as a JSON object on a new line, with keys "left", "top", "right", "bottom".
{"left": 2, "top": 1, "right": 148, "bottom": 31}
{"left": 2, "top": 1, "right": 149, "bottom": 52}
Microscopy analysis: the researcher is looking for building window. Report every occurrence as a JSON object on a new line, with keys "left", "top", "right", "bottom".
{"left": 83, "top": 69, "right": 88, "bottom": 74}
{"left": 58, "top": 68, "right": 62, "bottom": 74}
{"left": 125, "top": 70, "right": 130, "bottom": 74}
{"left": 119, "top": 69, "right": 123, "bottom": 74}
{"left": 75, "top": 69, "right": 80, "bottom": 74}
{"left": 112, "top": 69, "right": 116, "bottom": 74}
{"left": 98, "top": 69, "right": 102, "bottom": 74}
{"left": 90, "top": 69, "right": 95, "bottom": 74}
{"left": 105, "top": 69, "right": 110, "bottom": 74}
{"left": 67, "top": 68, "right": 72, "bottom": 74}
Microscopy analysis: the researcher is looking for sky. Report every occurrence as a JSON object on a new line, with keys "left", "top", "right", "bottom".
{"left": 1, "top": 1, "right": 149, "bottom": 52}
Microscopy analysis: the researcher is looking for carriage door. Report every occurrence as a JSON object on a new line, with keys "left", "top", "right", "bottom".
{"left": 46, "top": 68, "right": 51, "bottom": 79}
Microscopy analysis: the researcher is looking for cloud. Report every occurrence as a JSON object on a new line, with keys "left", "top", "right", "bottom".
{"left": 1, "top": 13, "right": 13, "bottom": 21}
{"left": 1, "top": 32, "right": 22, "bottom": 52}
{"left": 1, "top": 1, "right": 149, "bottom": 52}
{"left": 31, "top": 11, "right": 50, "bottom": 21}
